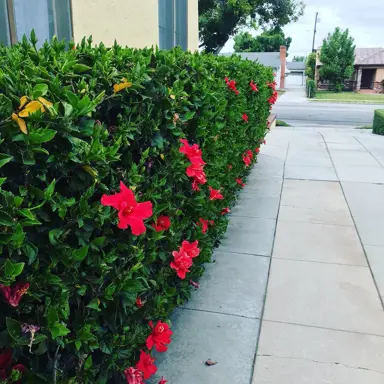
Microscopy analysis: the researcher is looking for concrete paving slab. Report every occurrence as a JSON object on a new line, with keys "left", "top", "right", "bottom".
{"left": 263, "top": 258, "right": 384, "bottom": 335}
{"left": 286, "top": 149, "right": 333, "bottom": 167}
{"left": 284, "top": 165, "right": 338, "bottom": 181}
{"left": 342, "top": 181, "right": 384, "bottom": 217}
{"left": 231, "top": 194, "right": 280, "bottom": 219}
{"left": 149, "top": 309, "right": 260, "bottom": 384}
{"left": 253, "top": 355, "right": 384, "bottom": 384}
{"left": 220, "top": 216, "right": 276, "bottom": 256}
{"left": 352, "top": 214, "right": 384, "bottom": 247}
{"left": 364, "top": 245, "right": 384, "bottom": 301}
{"left": 336, "top": 165, "right": 384, "bottom": 183}
{"left": 279, "top": 180, "right": 354, "bottom": 226}
{"left": 184, "top": 251, "right": 270, "bottom": 318}
{"left": 330, "top": 150, "right": 381, "bottom": 167}
{"left": 273, "top": 221, "right": 367, "bottom": 266}
{"left": 256, "top": 321, "right": 384, "bottom": 374}
{"left": 327, "top": 142, "right": 366, "bottom": 151}
{"left": 259, "top": 144, "right": 288, "bottom": 161}
{"left": 241, "top": 177, "right": 282, "bottom": 196}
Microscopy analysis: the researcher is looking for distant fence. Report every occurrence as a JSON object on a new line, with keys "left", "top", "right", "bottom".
{"left": 317, "top": 80, "right": 384, "bottom": 93}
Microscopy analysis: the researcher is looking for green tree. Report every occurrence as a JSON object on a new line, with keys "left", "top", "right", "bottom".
{"left": 293, "top": 55, "right": 305, "bottom": 62}
{"left": 233, "top": 28, "right": 292, "bottom": 54}
{"left": 305, "top": 52, "right": 316, "bottom": 80}
{"left": 199, "top": 0, "right": 305, "bottom": 53}
{"left": 319, "top": 27, "right": 355, "bottom": 92}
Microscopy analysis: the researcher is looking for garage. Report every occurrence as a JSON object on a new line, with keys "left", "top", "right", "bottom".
{"left": 286, "top": 71, "right": 305, "bottom": 87}
{"left": 286, "top": 61, "right": 306, "bottom": 87}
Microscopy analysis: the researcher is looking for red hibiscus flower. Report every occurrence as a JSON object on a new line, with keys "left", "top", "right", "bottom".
{"left": 263, "top": 139, "right": 267, "bottom": 145}
{"left": 246, "top": 150, "right": 254, "bottom": 160}
{"left": 243, "top": 155, "right": 251, "bottom": 167}
{"left": 192, "top": 179, "right": 200, "bottom": 191}
{"left": 197, "top": 218, "right": 210, "bottom": 234}
{"left": 225, "top": 79, "right": 239, "bottom": 95}
{"left": 242, "top": 113, "right": 248, "bottom": 123}
{"left": 186, "top": 164, "right": 207, "bottom": 185}
{"left": 209, "top": 186, "right": 224, "bottom": 201}
{"left": 146, "top": 321, "right": 173, "bottom": 352}
{"left": 152, "top": 216, "right": 171, "bottom": 232}
{"left": 236, "top": 178, "right": 245, "bottom": 188}
{"left": 179, "top": 139, "right": 204, "bottom": 164}
{"left": 0, "top": 283, "right": 30, "bottom": 307}
{"left": 250, "top": 80, "right": 258, "bottom": 92}
{"left": 158, "top": 377, "right": 167, "bottom": 384}
{"left": 255, "top": 147, "right": 260, "bottom": 154}
{"left": 135, "top": 297, "right": 145, "bottom": 308}
{"left": 170, "top": 248, "right": 193, "bottom": 279}
{"left": 181, "top": 240, "right": 200, "bottom": 258}
{"left": 0, "top": 349, "right": 12, "bottom": 379}
{"left": 136, "top": 351, "right": 157, "bottom": 380}
{"left": 101, "top": 182, "right": 153, "bottom": 235}
{"left": 221, "top": 207, "right": 231, "bottom": 215}
{"left": 124, "top": 367, "right": 143, "bottom": 384}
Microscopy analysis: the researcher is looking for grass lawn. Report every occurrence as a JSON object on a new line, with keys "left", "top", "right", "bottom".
{"left": 314, "top": 91, "right": 384, "bottom": 104}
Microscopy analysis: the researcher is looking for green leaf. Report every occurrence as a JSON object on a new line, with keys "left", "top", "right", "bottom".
{"left": 0, "top": 210, "right": 13, "bottom": 226}
{"left": 49, "top": 229, "right": 63, "bottom": 246}
{"left": 91, "top": 237, "right": 105, "bottom": 247}
{"left": 11, "top": 223, "right": 25, "bottom": 248}
{"left": 73, "top": 64, "right": 92, "bottom": 73}
{"left": 72, "top": 245, "right": 89, "bottom": 262}
{"left": 0, "top": 154, "right": 13, "bottom": 168}
{"left": 29, "top": 129, "right": 56, "bottom": 144}
{"left": 18, "top": 208, "right": 35, "bottom": 220}
{"left": 184, "top": 111, "right": 196, "bottom": 120}
{"left": 87, "top": 298, "right": 101, "bottom": 311}
{"left": 6, "top": 318, "right": 21, "bottom": 340}
{"left": 44, "top": 179, "right": 56, "bottom": 200}
{"left": 50, "top": 322, "right": 70, "bottom": 339}
{"left": 32, "top": 84, "right": 48, "bottom": 99}
{"left": 12, "top": 262, "right": 25, "bottom": 277}
{"left": 84, "top": 355, "right": 93, "bottom": 369}
{"left": 47, "top": 307, "right": 59, "bottom": 327}
{"left": 22, "top": 242, "right": 38, "bottom": 265}
{"left": 0, "top": 178, "right": 6, "bottom": 187}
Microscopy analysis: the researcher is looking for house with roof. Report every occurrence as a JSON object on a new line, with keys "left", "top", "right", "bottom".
{"left": 315, "top": 47, "right": 384, "bottom": 92}
{"left": 220, "top": 46, "right": 289, "bottom": 89}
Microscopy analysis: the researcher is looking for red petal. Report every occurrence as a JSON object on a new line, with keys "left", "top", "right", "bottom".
{"left": 126, "top": 217, "right": 147, "bottom": 236}
{"left": 101, "top": 193, "right": 123, "bottom": 210}
{"left": 133, "top": 201, "right": 153, "bottom": 220}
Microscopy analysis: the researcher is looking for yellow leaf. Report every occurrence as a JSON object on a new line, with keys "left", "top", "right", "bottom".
{"left": 18, "top": 100, "right": 45, "bottom": 117}
{"left": 12, "top": 113, "right": 28, "bottom": 134}
{"left": 82, "top": 165, "right": 98, "bottom": 179}
{"left": 19, "top": 96, "right": 29, "bottom": 109}
{"left": 160, "top": 154, "right": 165, "bottom": 160}
{"left": 170, "top": 94, "right": 176, "bottom": 100}
{"left": 130, "top": 186, "right": 137, "bottom": 191}
{"left": 113, "top": 81, "right": 133, "bottom": 94}
{"left": 38, "top": 97, "right": 53, "bottom": 108}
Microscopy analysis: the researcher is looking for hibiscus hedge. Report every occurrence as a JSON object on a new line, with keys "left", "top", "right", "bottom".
{"left": 0, "top": 36, "right": 275, "bottom": 384}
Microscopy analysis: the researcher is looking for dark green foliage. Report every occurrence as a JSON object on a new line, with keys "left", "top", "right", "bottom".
{"left": 306, "top": 79, "right": 316, "bottom": 98}
{"left": 0, "top": 35, "right": 273, "bottom": 383}
{"left": 305, "top": 52, "right": 316, "bottom": 80}
{"left": 373, "top": 109, "right": 384, "bottom": 135}
{"left": 234, "top": 28, "right": 292, "bottom": 54}
{"left": 319, "top": 27, "right": 356, "bottom": 92}
{"left": 293, "top": 56, "right": 305, "bottom": 62}
{"left": 199, "top": 0, "right": 305, "bottom": 53}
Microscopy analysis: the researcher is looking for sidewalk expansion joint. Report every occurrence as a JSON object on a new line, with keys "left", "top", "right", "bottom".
{"left": 180, "top": 307, "right": 260, "bottom": 320}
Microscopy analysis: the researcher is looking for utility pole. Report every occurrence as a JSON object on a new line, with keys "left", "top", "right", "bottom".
{"left": 312, "top": 12, "right": 319, "bottom": 52}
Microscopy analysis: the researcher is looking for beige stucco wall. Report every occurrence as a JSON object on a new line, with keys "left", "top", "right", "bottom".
{"left": 376, "top": 68, "right": 384, "bottom": 82}
{"left": 187, "top": 0, "right": 199, "bottom": 51}
{"left": 70, "top": 0, "right": 159, "bottom": 48}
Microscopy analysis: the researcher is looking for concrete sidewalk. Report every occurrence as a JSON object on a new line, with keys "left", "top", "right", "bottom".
{"left": 150, "top": 127, "right": 384, "bottom": 384}
{"left": 253, "top": 127, "right": 384, "bottom": 383}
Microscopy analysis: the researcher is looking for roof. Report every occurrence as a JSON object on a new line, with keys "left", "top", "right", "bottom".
{"left": 286, "top": 61, "right": 305, "bottom": 71}
{"left": 220, "top": 52, "right": 281, "bottom": 68}
{"left": 355, "top": 48, "right": 384, "bottom": 65}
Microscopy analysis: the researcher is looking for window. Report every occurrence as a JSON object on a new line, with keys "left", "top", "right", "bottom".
{"left": 0, "top": 0, "right": 72, "bottom": 47}
{"left": 158, "top": 0, "right": 188, "bottom": 50}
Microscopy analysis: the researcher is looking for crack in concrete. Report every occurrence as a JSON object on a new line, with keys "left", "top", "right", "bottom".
{"left": 258, "top": 354, "right": 384, "bottom": 375}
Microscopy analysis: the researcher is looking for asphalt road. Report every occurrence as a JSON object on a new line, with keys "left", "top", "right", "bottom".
{"left": 273, "top": 88, "right": 382, "bottom": 127}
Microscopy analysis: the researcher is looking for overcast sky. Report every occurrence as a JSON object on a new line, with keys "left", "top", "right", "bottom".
{"left": 222, "top": 0, "right": 384, "bottom": 57}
